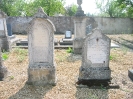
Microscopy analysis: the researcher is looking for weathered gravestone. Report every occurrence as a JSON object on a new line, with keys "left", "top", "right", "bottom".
{"left": 27, "top": 7, "right": 56, "bottom": 86}
{"left": 0, "top": 11, "right": 10, "bottom": 51}
{"left": 73, "top": 0, "right": 86, "bottom": 54}
{"left": 78, "top": 28, "right": 111, "bottom": 86}
{"left": 0, "top": 43, "right": 8, "bottom": 81}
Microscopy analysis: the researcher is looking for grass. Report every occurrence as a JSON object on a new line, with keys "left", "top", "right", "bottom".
{"left": 12, "top": 48, "right": 28, "bottom": 63}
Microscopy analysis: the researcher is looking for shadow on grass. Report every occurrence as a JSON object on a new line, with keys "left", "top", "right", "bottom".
{"left": 76, "top": 87, "right": 109, "bottom": 99}
{"left": 9, "top": 83, "right": 54, "bottom": 99}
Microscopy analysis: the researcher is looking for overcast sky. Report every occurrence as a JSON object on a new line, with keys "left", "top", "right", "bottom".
{"left": 64, "top": 0, "right": 99, "bottom": 14}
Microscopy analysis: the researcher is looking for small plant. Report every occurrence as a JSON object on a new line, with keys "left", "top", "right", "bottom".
{"left": 110, "top": 54, "right": 117, "bottom": 61}
{"left": 66, "top": 47, "right": 73, "bottom": 53}
{"left": 100, "top": 84, "right": 106, "bottom": 91}
{"left": 2, "top": 51, "right": 9, "bottom": 60}
{"left": 10, "top": 76, "right": 14, "bottom": 80}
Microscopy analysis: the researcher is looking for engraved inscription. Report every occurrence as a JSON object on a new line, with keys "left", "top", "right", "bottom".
{"left": 87, "top": 38, "right": 108, "bottom": 64}
{"left": 0, "top": 19, "right": 4, "bottom": 30}
{"left": 32, "top": 22, "right": 49, "bottom": 62}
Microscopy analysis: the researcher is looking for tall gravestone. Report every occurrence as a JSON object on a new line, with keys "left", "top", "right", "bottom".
{"left": 0, "top": 43, "right": 8, "bottom": 80}
{"left": 27, "top": 8, "right": 56, "bottom": 86}
{"left": 73, "top": 0, "right": 86, "bottom": 54}
{"left": 0, "top": 11, "right": 10, "bottom": 51}
{"left": 78, "top": 29, "right": 111, "bottom": 85}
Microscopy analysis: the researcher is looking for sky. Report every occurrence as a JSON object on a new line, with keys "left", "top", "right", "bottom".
{"left": 64, "top": 0, "right": 99, "bottom": 14}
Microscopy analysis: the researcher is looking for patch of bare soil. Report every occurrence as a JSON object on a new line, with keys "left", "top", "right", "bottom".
{"left": 0, "top": 34, "right": 133, "bottom": 99}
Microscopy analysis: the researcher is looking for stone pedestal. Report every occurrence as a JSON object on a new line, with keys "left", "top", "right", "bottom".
{"left": 27, "top": 63, "right": 56, "bottom": 85}
{"left": 73, "top": 17, "right": 86, "bottom": 54}
{"left": 0, "top": 11, "right": 11, "bottom": 51}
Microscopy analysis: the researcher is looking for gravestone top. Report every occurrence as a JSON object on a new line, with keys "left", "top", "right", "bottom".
{"left": 0, "top": 11, "right": 7, "bottom": 18}
{"left": 34, "top": 7, "right": 48, "bottom": 18}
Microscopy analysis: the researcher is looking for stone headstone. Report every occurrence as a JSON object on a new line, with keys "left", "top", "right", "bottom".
{"left": 7, "top": 24, "right": 12, "bottom": 36}
{"left": 73, "top": 16, "right": 87, "bottom": 54}
{"left": 65, "top": 31, "right": 72, "bottom": 39}
{"left": 27, "top": 7, "right": 56, "bottom": 86}
{"left": 0, "top": 44, "right": 8, "bottom": 81}
{"left": 78, "top": 29, "right": 111, "bottom": 83}
{"left": 0, "top": 11, "right": 10, "bottom": 51}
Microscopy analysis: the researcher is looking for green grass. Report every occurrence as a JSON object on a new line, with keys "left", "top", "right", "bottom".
{"left": 66, "top": 47, "right": 73, "bottom": 53}
{"left": 13, "top": 48, "right": 28, "bottom": 63}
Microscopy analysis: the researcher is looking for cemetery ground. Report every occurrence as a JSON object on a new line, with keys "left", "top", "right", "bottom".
{"left": 0, "top": 34, "right": 133, "bottom": 99}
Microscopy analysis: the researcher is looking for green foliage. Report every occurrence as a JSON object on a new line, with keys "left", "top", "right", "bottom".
{"left": 30, "top": 0, "right": 65, "bottom": 16}
{"left": 13, "top": 48, "right": 28, "bottom": 63}
{"left": 2, "top": 52, "right": 9, "bottom": 60}
{"left": 0, "top": 0, "right": 65, "bottom": 16}
{"left": 95, "top": 0, "right": 133, "bottom": 17}
{"left": 66, "top": 47, "right": 73, "bottom": 53}
{"left": 65, "top": 4, "right": 78, "bottom": 16}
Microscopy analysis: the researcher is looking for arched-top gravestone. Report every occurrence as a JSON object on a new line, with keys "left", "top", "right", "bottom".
{"left": 27, "top": 7, "right": 56, "bottom": 86}
{"left": 78, "top": 28, "right": 111, "bottom": 85}
{"left": 0, "top": 11, "right": 10, "bottom": 51}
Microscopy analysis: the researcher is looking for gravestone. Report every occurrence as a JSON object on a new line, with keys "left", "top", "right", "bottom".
{"left": 0, "top": 11, "right": 10, "bottom": 51}
{"left": 78, "top": 29, "right": 111, "bottom": 85}
{"left": 7, "top": 24, "right": 12, "bottom": 36}
{"left": 65, "top": 31, "right": 72, "bottom": 39}
{"left": 73, "top": 0, "right": 86, "bottom": 54}
{"left": 27, "top": 7, "right": 56, "bottom": 86}
{"left": 0, "top": 44, "right": 8, "bottom": 81}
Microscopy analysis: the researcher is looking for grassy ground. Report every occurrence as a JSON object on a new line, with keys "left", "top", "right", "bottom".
{"left": 0, "top": 34, "right": 133, "bottom": 99}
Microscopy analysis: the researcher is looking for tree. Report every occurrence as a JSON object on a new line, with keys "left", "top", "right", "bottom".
{"left": 116, "top": 0, "right": 133, "bottom": 17}
{"left": 0, "top": 0, "right": 66, "bottom": 16}
{"left": 95, "top": 0, "right": 126, "bottom": 17}
{"left": 0, "top": 0, "right": 26, "bottom": 16}
{"left": 65, "top": 4, "right": 78, "bottom": 16}
{"left": 31, "top": 0, "right": 65, "bottom": 16}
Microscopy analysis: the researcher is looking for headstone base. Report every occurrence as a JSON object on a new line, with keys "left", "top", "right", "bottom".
{"left": 73, "top": 38, "right": 84, "bottom": 54}
{"left": 128, "top": 69, "right": 133, "bottom": 81}
{"left": 78, "top": 67, "right": 111, "bottom": 80}
{"left": 0, "top": 36, "right": 10, "bottom": 51}
{"left": 0, "top": 66, "right": 8, "bottom": 81}
{"left": 27, "top": 63, "right": 56, "bottom": 86}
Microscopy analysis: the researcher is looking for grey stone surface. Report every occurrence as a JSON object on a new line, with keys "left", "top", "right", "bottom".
{"left": 0, "top": 11, "right": 10, "bottom": 51}
{"left": 0, "top": 45, "right": 8, "bottom": 81}
{"left": 73, "top": 16, "right": 87, "bottom": 54}
{"left": 6, "top": 16, "right": 133, "bottom": 34}
{"left": 128, "top": 69, "right": 133, "bottom": 81}
{"left": 78, "top": 28, "right": 111, "bottom": 81}
{"left": 27, "top": 8, "right": 56, "bottom": 86}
